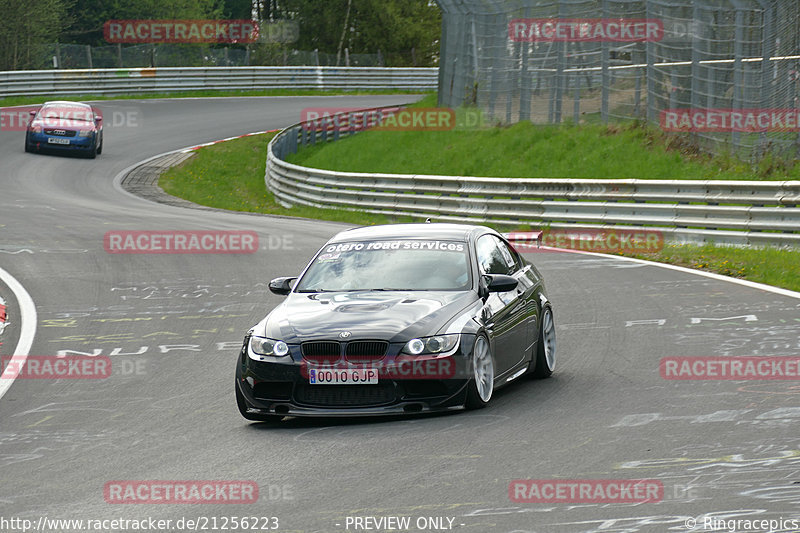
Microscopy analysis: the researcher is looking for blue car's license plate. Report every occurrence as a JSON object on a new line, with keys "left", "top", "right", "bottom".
{"left": 47, "top": 138, "right": 70, "bottom": 145}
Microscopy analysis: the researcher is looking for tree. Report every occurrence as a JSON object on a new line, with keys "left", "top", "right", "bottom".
{"left": 272, "top": 0, "right": 440, "bottom": 66}
{"left": 0, "top": 0, "right": 74, "bottom": 70}
{"left": 61, "top": 0, "right": 223, "bottom": 46}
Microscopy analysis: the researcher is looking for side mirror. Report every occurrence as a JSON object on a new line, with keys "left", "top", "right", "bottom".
{"left": 484, "top": 274, "right": 518, "bottom": 294}
{"left": 94, "top": 116, "right": 102, "bottom": 124}
{"left": 269, "top": 276, "right": 297, "bottom": 296}
{"left": 29, "top": 110, "right": 36, "bottom": 116}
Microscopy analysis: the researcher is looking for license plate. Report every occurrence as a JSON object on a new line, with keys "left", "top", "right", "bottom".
{"left": 309, "top": 368, "right": 378, "bottom": 385}
{"left": 47, "top": 138, "right": 70, "bottom": 145}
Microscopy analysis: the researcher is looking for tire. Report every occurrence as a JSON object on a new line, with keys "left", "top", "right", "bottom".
{"left": 531, "top": 306, "right": 556, "bottom": 379}
{"left": 236, "top": 381, "right": 283, "bottom": 423}
{"left": 24, "top": 136, "right": 33, "bottom": 153}
{"left": 96, "top": 136, "right": 103, "bottom": 155}
{"left": 466, "top": 334, "right": 494, "bottom": 409}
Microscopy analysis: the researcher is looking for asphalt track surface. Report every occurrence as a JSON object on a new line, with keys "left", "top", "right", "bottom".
{"left": 1, "top": 96, "right": 799, "bottom": 533}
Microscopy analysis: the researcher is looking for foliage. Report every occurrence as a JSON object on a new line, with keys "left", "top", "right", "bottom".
{"left": 0, "top": 0, "right": 74, "bottom": 70}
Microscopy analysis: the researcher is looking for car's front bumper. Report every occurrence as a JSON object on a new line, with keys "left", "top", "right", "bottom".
{"left": 27, "top": 132, "right": 96, "bottom": 151}
{"left": 235, "top": 335, "right": 477, "bottom": 417}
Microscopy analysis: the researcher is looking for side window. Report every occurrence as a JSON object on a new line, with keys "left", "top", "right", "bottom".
{"left": 495, "top": 237, "right": 521, "bottom": 273}
{"left": 476, "top": 235, "right": 513, "bottom": 275}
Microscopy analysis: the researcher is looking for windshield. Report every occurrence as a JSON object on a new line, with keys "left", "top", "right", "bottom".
{"left": 40, "top": 105, "right": 93, "bottom": 122}
{"left": 295, "top": 239, "right": 471, "bottom": 292}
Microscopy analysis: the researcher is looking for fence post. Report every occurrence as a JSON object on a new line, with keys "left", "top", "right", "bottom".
{"left": 732, "top": 0, "right": 746, "bottom": 152}
{"left": 519, "top": 7, "right": 531, "bottom": 121}
{"left": 634, "top": 70, "right": 642, "bottom": 115}
{"left": 573, "top": 72, "right": 580, "bottom": 124}
{"left": 645, "top": 0, "right": 656, "bottom": 123}
{"left": 470, "top": 16, "right": 480, "bottom": 106}
{"left": 668, "top": 71, "right": 678, "bottom": 112}
{"left": 553, "top": 0, "right": 566, "bottom": 124}
{"left": 690, "top": 2, "right": 702, "bottom": 122}
{"left": 754, "top": 0, "right": 776, "bottom": 153}
{"left": 600, "top": 0, "right": 609, "bottom": 123}
{"left": 55, "top": 42, "right": 61, "bottom": 69}
{"left": 488, "top": 14, "right": 503, "bottom": 120}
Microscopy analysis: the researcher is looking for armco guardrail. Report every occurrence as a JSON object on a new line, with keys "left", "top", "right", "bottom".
{"left": 266, "top": 108, "right": 800, "bottom": 248}
{"left": 0, "top": 67, "right": 438, "bottom": 98}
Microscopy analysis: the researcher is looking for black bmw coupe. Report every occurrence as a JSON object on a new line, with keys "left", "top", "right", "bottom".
{"left": 235, "top": 223, "right": 555, "bottom": 421}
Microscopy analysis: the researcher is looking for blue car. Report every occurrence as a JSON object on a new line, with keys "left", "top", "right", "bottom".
{"left": 25, "top": 101, "right": 103, "bottom": 158}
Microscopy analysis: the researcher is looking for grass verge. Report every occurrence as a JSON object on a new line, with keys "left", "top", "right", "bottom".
{"left": 160, "top": 130, "right": 800, "bottom": 294}
{"left": 159, "top": 132, "right": 414, "bottom": 227}
{"left": 286, "top": 104, "right": 800, "bottom": 181}
{"left": 0, "top": 89, "right": 431, "bottom": 109}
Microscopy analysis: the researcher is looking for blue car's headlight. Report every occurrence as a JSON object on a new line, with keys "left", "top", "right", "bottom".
{"left": 249, "top": 336, "right": 289, "bottom": 357}
{"left": 78, "top": 129, "right": 94, "bottom": 137}
{"left": 402, "top": 334, "right": 460, "bottom": 355}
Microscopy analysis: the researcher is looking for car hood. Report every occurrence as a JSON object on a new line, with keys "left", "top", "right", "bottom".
{"left": 259, "top": 290, "right": 479, "bottom": 342}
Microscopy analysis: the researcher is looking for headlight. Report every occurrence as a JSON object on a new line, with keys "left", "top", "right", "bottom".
{"left": 78, "top": 129, "right": 94, "bottom": 136}
{"left": 402, "top": 334, "right": 460, "bottom": 355}
{"left": 249, "top": 336, "right": 289, "bottom": 357}
{"left": 29, "top": 126, "right": 42, "bottom": 133}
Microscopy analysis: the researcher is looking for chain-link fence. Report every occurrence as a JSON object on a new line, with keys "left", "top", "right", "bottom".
{"left": 436, "top": 0, "right": 800, "bottom": 159}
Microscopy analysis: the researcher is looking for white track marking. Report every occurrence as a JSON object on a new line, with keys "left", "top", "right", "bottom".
{"left": 539, "top": 246, "right": 800, "bottom": 300}
{"left": 0, "top": 266, "right": 37, "bottom": 400}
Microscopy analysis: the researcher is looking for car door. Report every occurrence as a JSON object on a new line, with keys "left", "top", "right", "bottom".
{"left": 475, "top": 234, "right": 529, "bottom": 376}
{"left": 497, "top": 236, "right": 541, "bottom": 362}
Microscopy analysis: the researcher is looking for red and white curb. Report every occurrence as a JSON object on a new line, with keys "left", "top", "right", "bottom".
{"left": 182, "top": 129, "right": 280, "bottom": 152}
{"left": 0, "top": 296, "right": 7, "bottom": 337}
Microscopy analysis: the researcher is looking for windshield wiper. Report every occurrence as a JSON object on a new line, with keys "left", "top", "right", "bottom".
{"left": 296, "top": 288, "right": 361, "bottom": 293}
